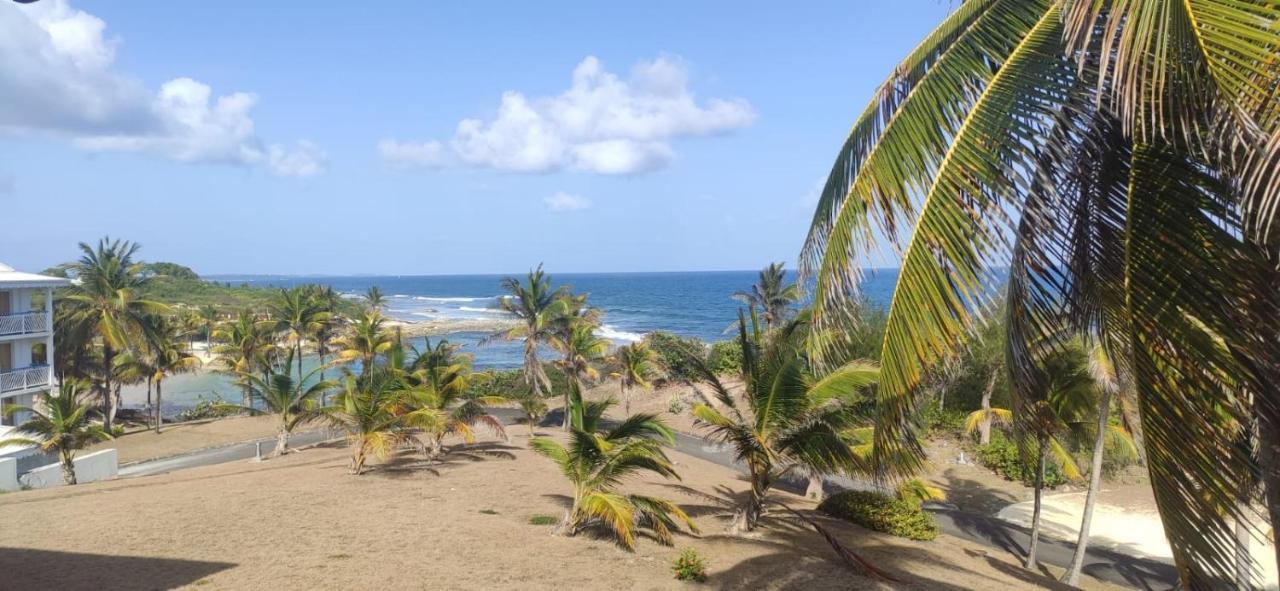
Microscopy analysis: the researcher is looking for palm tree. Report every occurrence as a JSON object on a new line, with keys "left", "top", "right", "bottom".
{"left": 365, "top": 286, "right": 385, "bottom": 311}
{"left": 550, "top": 299, "right": 609, "bottom": 428}
{"left": 316, "top": 371, "right": 442, "bottom": 475}
{"left": 610, "top": 341, "right": 663, "bottom": 416}
{"left": 197, "top": 305, "right": 219, "bottom": 349}
{"left": 333, "top": 310, "right": 394, "bottom": 380}
{"left": 799, "top": 3, "right": 1280, "bottom": 584}
{"left": 311, "top": 286, "right": 342, "bottom": 387}
{"left": 61, "top": 237, "right": 168, "bottom": 431}
{"left": 211, "top": 309, "right": 275, "bottom": 407}
{"left": 227, "top": 352, "right": 334, "bottom": 457}
{"left": 733, "top": 262, "right": 800, "bottom": 329}
{"left": 144, "top": 315, "right": 202, "bottom": 433}
{"left": 529, "top": 396, "right": 698, "bottom": 549}
{"left": 0, "top": 381, "right": 113, "bottom": 485}
{"left": 270, "top": 287, "right": 330, "bottom": 378}
{"left": 403, "top": 338, "right": 507, "bottom": 458}
{"left": 494, "top": 265, "right": 570, "bottom": 407}
{"left": 683, "top": 309, "right": 879, "bottom": 533}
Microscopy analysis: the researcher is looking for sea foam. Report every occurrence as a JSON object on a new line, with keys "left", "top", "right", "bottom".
{"left": 597, "top": 325, "right": 644, "bottom": 343}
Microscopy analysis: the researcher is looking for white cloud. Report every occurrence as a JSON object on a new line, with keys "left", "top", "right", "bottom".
{"left": 0, "top": 0, "right": 323, "bottom": 177}
{"left": 268, "top": 141, "right": 327, "bottom": 177}
{"left": 378, "top": 139, "right": 446, "bottom": 169}
{"left": 415, "top": 55, "right": 754, "bottom": 175}
{"left": 544, "top": 191, "right": 592, "bottom": 212}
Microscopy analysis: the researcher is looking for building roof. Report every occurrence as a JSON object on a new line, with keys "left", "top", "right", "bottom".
{"left": 0, "top": 262, "right": 69, "bottom": 288}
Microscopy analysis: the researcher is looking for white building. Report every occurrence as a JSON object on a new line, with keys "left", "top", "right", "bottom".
{"left": 0, "top": 263, "right": 67, "bottom": 428}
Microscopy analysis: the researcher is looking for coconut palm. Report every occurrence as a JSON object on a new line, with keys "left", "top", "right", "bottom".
{"left": 683, "top": 308, "right": 880, "bottom": 533}
{"left": 310, "top": 286, "right": 342, "bottom": 386}
{"left": 0, "top": 381, "right": 113, "bottom": 485}
{"left": 494, "top": 265, "right": 571, "bottom": 405}
{"left": 143, "top": 315, "right": 202, "bottom": 433}
{"left": 211, "top": 309, "right": 275, "bottom": 407}
{"left": 316, "top": 370, "right": 442, "bottom": 475}
{"left": 529, "top": 396, "right": 698, "bottom": 549}
{"left": 550, "top": 300, "right": 609, "bottom": 428}
{"left": 270, "top": 287, "right": 331, "bottom": 378}
{"left": 197, "top": 305, "right": 219, "bottom": 346}
{"left": 365, "top": 286, "right": 385, "bottom": 310}
{"left": 610, "top": 341, "right": 663, "bottom": 416}
{"left": 402, "top": 338, "right": 507, "bottom": 457}
{"left": 799, "top": 2, "right": 1280, "bottom": 584}
{"left": 732, "top": 262, "right": 800, "bottom": 329}
{"left": 60, "top": 237, "right": 168, "bottom": 430}
{"left": 227, "top": 352, "right": 334, "bottom": 457}
{"left": 333, "top": 310, "right": 394, "bottom": 380}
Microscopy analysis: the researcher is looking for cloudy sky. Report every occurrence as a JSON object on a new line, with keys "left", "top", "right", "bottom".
{"left": 0, "top": 0, "right": 949, "bottom": 275}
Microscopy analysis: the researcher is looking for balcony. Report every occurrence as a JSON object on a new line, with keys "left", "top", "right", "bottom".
{"left": 0, "top": 366, "right": 50, "bottom": 394}
{"left": 0, "top": 312, "right": 49, "bottom": 337}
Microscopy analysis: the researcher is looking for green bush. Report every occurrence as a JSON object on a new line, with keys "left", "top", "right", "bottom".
{"left": 671, "top": 548, "right": 708, "bottom": 582}
{"left": 975, "top": 433, "right": 1066, "bottom": 488}
{"left": 818, "top": 490, "right": 939, "bottom": 541}
{"left": 643, "top": 332, "right": 707, "bottom": 383}
{"left": 176, "top": 395, "right": 243, "bottom": 422}
{"left": 705, "top": 340, "right": 742, "bottom": 375}
{"left": 922, "top": 402, "right": 967, "bottom": 438}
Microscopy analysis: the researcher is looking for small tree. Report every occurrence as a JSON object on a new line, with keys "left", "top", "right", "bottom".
{"left": 227, "top": 352, "right": 334, "bottom": 457}
{"left": 0, "top": 381, "right": 113, "bottom": 485}
{"left": 530, "top": 397, "right": 697, "bottom": 549}
{"left": 610, "top": 341, "right": 663, "bottom": 415}
{"left": 316, "top": 371, "right": 441, "bottom": 475}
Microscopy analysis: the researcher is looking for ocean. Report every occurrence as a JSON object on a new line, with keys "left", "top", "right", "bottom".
{"left": 125, "top": 270, "right": 901, "bottom": 412}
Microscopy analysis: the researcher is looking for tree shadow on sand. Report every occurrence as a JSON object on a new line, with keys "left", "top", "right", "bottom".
{"left": 0, "top": 548, "right": 235, "bottom": 591}
{"left": 367, "top": 442, "right": 519, "bottom": 479}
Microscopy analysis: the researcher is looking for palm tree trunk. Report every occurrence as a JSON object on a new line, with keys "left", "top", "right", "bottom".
{"left": 273, "top": 423, "right": 289, "bottom": 457}
{"left": 1062, "top": 387, "right": 1114, "bottom": 585}
{"left": 1026, "top": 439, "right": 1047, "bottom": 569}
{"left": 731, "top": 469, "right": 768, "bottom": 534}
{"left": 622, "top": 382, "right": 630, "bottom": 416}
{"left": 60, "top": 451, "right": 77, "bottom": 486}
{"left": 979, "top": 370, "right": 998, "bottom": 445}
{"left": 154, "top": 379, "right": 164, "bottom": 434}
{"left": 296, "top": 341, "right": 304, "bottom": 379}
{"left": 109, "top": 384, "right": 121, "bottom": 430}
{"left": 1236, "top": 511, "right": 1253, "bottom": 591}
{"left": 241, "top": 380, "right": 253, "bottom": 409}
{"left": 101, "top": 345, "right": 115, "bottom": 431}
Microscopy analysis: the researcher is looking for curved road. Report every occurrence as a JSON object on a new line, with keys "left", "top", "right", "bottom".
{"left": 119, "top": 409, "right": 1177, "bottom": 589}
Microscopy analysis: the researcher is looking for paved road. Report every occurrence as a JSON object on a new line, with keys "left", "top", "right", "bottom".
{"left": 120, "top": 408, "right": 1178, "bottom": 589}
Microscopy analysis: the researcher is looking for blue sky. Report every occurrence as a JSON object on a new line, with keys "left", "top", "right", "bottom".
{"left": 0, "top": 1, "right": 950, "bottom": 275}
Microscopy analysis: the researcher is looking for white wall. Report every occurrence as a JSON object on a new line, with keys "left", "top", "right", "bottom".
{"left": 19, "top": 448, "right": 117, "bottom": 489}
{"left": 0, "top": 458, "right": 17, "bottom": 492}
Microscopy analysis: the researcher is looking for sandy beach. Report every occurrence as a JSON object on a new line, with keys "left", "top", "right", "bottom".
{"left": 0, "top": 429, "right": 1124, "bottom": 590}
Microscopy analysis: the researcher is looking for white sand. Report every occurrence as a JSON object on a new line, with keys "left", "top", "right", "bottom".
{"left": 997, "top": 491, "right": 1278, "bottom": 588}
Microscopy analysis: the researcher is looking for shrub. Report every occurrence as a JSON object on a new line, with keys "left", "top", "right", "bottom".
{"left": 818, "top": 490, "right": 940, "bottom": 541}
{"left": 668, "top": 392, "right": 687, "bottom": 415}
{"left": 643, "top": 332, "right": 707, "bottom": 383}
{"left": 922, "top": 402, "right": 967, "bottom": 438}
{"left": 671, "top": 548, "right": 708, "bottom": 582}
{"left": 975, "top": 433, "right": 1066, "bottom": 488}
{"left": 895, "top": 479, "right": 946, "bottom": 507}
{"left": 176, "top": 395, "right": 243, "bottom": 422}
{"left": 705, "top": 340, "right": 742, "bottom": 375}
{"left": 528, "top": 514, "right": 558, "bottom": 526}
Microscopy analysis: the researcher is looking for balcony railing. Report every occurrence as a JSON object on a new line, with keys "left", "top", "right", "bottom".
{"left": 0, "top": 366, "right": 50, "bottom": 394}
{"left": 0, "top": 312, "right": 49, "bottom": 337}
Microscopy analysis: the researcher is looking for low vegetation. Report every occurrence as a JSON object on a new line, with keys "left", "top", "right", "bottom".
{"left": 819, "top": 490, "right": 939, "bottom": 542}
{"left": 671, "top": 548, "right": 709, "bottom": 582}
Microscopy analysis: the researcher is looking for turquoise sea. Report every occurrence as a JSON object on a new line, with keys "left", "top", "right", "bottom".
{"left": 125, "top": 270, "right": 901, "bottom": 414}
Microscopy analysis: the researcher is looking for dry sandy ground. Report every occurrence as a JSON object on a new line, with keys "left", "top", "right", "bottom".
{"left": 0, "top": 430, "right": 1122, "bottom": 591}
{"left": 88, "top": 415, "right": 315, "bottom": 465}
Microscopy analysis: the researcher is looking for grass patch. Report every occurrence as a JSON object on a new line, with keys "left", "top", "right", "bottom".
{"left": 327, "top": 553, "right": 352, "bottom": 560}
{"left": 528, "top": 514, "right": 558, "bottom": 526}
{"left": 671, "top": 548, "right": 709, "bottom": 582}
{"left": 479, "top": 509, "right": 499, "bottom": 515}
